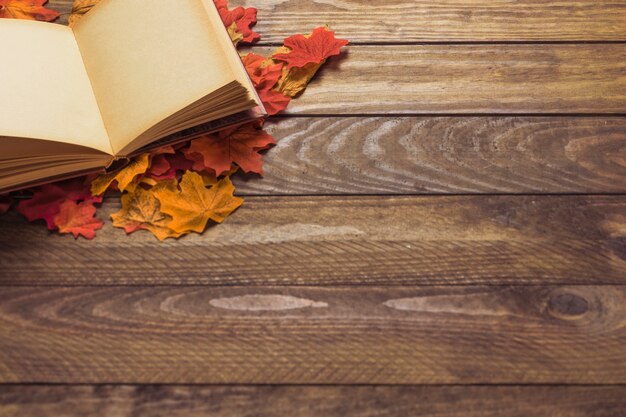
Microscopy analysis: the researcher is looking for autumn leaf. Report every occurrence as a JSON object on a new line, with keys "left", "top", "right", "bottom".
{"left": 91, "top": 153, "right": 151, "bottom": 196}
{"left": 273, "top": 27, "right": 348, "bottom": 70}
{"left": 111, "top": 183, "right": 183, "bottom": 241}
{"left": 185, "top": 123, "right": 276, "bottom": 176}
{"left": 214, "top": 0, "right": 259, "bottom": 44}
{"left": 144, "top": 147, "right": 193, "bottom": 181}
{"left": 16, "top": 178, "right": 102, "bottom": 230}
{"left": 274, "top": 61, "right": 323, "bottom": 98}
{"left": 67, "top": 0, "right": 99, "bottom": 26}
{"left": 0, "top": 0, "right": 59, "bottom": 21}
{"left": 154, "top": 171, "right": 243, "bottom": 235}
{"left": 258, "top": 88, "right": 291, "bottom": 116}
{"left": 241, "top": 53, "right": 291, "bottom": 115}
{"left": 226, "top": 22, "right": 244, "bottom": 46}
{"left": 54, "top": 200, "right": 103, "bottom": 240}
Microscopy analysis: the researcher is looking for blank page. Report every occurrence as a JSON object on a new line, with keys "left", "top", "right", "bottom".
{"left": 73, "top": 0, "right": 238, "bottom": 154}
{"left": 0, "top": 19, "right": 111, "bottom": 154}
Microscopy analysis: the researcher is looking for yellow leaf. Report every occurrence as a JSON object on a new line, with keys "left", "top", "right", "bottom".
{"left": 275, "top": 61, "right": 324, "bottom": 97}
{"left": 154, "top": 171, "right": 243, "bottom": 235}
{"left": 227, "top": 22, "right": 244, "bottom": 46}
{"left": 91, "top": 153, "right": 150, "bottom": 196}
{"left": 111, "top": 181, "right": 182, "bottom": 241}
{"left": 67, "top": 0, "right": 100, "bottom": 27}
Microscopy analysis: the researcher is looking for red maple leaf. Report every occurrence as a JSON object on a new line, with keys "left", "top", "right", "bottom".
{"left": 184, "top": 124, "right": 276, "bottom": 176}
{"left": 273, "top": 27, "right": 348, "bottom": 69}
{"left": 258, "top": 88, "right": 291, "bottom": 116}
{"left": 213, "top": 0, "right": 260, "bottom": 44}
{"left": 16, "top": 178, "right": 102, "bottom": 230}
{"left": 242, "top": 53, "right": 291, "bottom": 115}
{"left": 0, "top": 0, "right": 59, "bottom": 21}
{"left": 54, "top": 200, "right": 103, "bottom": 240}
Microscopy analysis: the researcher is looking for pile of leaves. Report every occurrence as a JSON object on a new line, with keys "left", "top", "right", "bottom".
{"left": 0, "top": 0, "right": 348, "bottom": 240}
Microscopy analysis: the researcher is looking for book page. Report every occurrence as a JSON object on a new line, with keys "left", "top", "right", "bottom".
{"left": 72, "top": 0, "right": 240, "bottom": 154}
{"left": 0, "top": 20, "right": 111, "bottom": 154}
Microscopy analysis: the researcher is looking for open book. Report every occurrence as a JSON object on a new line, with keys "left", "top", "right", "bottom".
{"left": 0, "top": 0, "right": 265, "bottom": 193}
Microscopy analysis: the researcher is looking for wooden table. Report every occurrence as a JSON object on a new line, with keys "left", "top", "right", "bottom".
{"left": 1, "top": 0, "right": 626, "bottom": 415}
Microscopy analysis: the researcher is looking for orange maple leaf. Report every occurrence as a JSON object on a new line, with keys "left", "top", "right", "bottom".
{"left": 154, "top": 171, "right": 243, "bottom": 235}
{"left": 91, "top": 153, "right": 151, "bottom": 196}
{"left": 185, "top": 124, "right": 276, "bottom": 176}
{"left": 0, "top": 0, "right": 59, "bottom": 21}
{"left": 273, "top": 27, "right": 348, "bottom": 70}
{"left": 53, "top": 200, "right": 103, "bottom": 240}
{"left": 111, "top": 183, "right": 183, "bottom": 241}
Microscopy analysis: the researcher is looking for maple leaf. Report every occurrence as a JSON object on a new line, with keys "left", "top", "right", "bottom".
{"left": 91, "top": 153, "right": 151, "bottom": 196}
{"left": 226, "top": 22, "right": 244, "bottom": 46}
{"left": 275, "top": 61, "right": 324, "bottom": 98}
{"left": 144, "top": 147, "right": 193, "bottom": 181}
{"left": 214, "top": 0, "right": 259, "bottom": 44}
{"left": 185, "top": 124, "right": 276, "bottom": 176}
{"left": 241, "top": 52, "right": 291, "bottom": 115}
{"left": 54, "top": 200, "right": 103, "bottom": 240}
{"left": 111, "top": 183, "right": 182, "bottom": 241}
{"left": 0, "top": 0, "right": 59, "bottom": 21}
{"left": 16, "top": 178, "right": 102, "bottom": 230}
{"left": 258, "top": 88, "right": 291, "bottom": 116}
{"left": 154, "top": 171, "right": 243, "bottom": 235}
{"left": 273, "top": 27, "right": 348, "bottom": 70}
{"left": 67, "top": 0, "right": 99, "bottom": 27}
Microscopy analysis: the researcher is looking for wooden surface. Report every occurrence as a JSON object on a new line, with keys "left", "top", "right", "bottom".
{"left": 1, "top": 285, "right": 625, "bottom": 383}
{"left": 2, "top": 196, "right": 626, "bottom": 285}
{"left": 2, "top": 0, "right": 626, "bottom": 414}
{"left": 239, "top": 117, "right": 626, "bottom": 194}
{"left": 2, "top": 386, "right": 626, "bottom": 417}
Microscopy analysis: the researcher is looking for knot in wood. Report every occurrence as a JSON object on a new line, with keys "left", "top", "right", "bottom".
{"left": 548, "top": 293, "right": 589, "bottom": 318}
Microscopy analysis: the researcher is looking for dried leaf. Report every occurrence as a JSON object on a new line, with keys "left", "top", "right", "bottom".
{"left": 111, "top": 182, "right": 182, "bottom": 241}
{"left": 0, "top": 0, "right": 59, "bottom": 21}
{"left": 273, "top": 27, "right": 348, "bottom": 70}
{"left": 154, "top": 171, "right": 243, "bottom": 235}
{"left": 275, "top": 61, "right": 323, "bottom": 97}
{"left": 242, "top": 52, "right": 291, "bottom": 115}
{"left": 54, "top": 200, "right": 103, "bottom": 240}
{"left": 185, "top": 123, "right": 276, "bottom": 176}
{"left": 16, "top": 178, "right": 101, "bottom": 230}
{"left": 91, "top": 153, "right": 151, "bottom": 196}
{"left": 67, "top": 0, "right": 99, "bottom": 27}
{"left": 214, "top": 0, "right": 259, "bottom": 44}
{"left": 227, "top": 22, "right": 244, "bottom": 46}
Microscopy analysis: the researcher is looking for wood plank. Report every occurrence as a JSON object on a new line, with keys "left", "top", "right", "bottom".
{"left": 2, "top": 385, "right": 625, "bottom": 417}
{"left": 1, "top": 195, "right": 625, "bottom": 286}
{"left": 249, "top": 45, "right": 626, "bottom": 115}
{"left": 236, "top": 117, "right": 626, "bottom": 195}
{"left": 49, "top": 0, "right": 626, "bottom": 43}
{"left": 230, "top": 0, "right": 626, "bottom": 44}
{"left": 0, "top": 285, "right": 624, "bottom": 383}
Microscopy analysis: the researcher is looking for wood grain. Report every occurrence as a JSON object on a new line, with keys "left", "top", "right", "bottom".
{"left": 49, "top": 0, "right": 626, "bottom": 43}
{"left": 248, "top": 45, "right": 626, "bottom": 115}
{"left": 0, "top": 285, "right": 624, "bottom": 383}
{"left": 230, "top": 0, "right": 626, "bottom": 43}
{"left": 2, "top": 385, "right": 626, "bottom": 417}
{"left": 1, "top": 196, "right": 626, "bottom": 286}
{"left": 235, "top": 117, "right": 626, "bottom": 195}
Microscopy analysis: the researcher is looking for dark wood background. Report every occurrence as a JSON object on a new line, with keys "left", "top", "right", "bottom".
{"left": 1, "top": 0, "right": 626, "bottom": 415}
